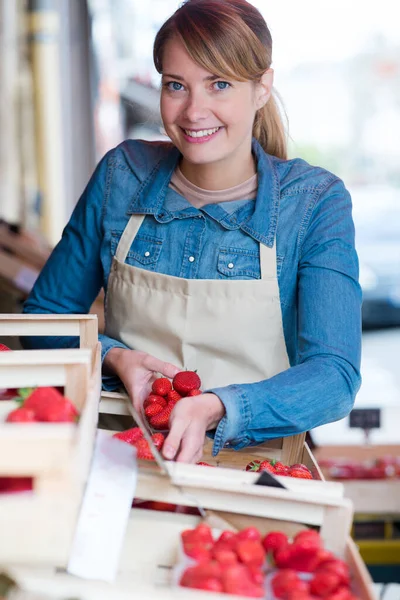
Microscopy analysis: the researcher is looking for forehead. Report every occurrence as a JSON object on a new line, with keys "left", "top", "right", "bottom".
{"left": 161, "top": 37, "right": 215, "bottom": 79}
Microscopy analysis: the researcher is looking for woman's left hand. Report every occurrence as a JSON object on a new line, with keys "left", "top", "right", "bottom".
{"left": 162, "top": 393, "right": 225, "bottom": 463}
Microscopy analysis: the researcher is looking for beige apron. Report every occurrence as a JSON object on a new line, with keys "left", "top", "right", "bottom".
{"left": 105, "top": 214, "right": 290, "bottom": 390}
{"left": 105, "top": 213, "right": 307, "bottom": 462}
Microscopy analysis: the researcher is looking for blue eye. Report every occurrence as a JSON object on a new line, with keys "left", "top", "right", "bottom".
{"left": 166, "top": 81, "right": 184, "bottom": 91}
{"left": 214, "top": 81, "right": 230, "bottom": 91}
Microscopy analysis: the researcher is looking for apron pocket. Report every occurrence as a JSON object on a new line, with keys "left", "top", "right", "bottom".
{"left": 111, "top": 231, "right": 163, "bottom": 268}
{"left": 217, "top": 247, "right": 261, "bottom": 279}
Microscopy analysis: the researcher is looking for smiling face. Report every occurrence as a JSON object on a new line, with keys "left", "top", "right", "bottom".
{"left": 160, "top": 37, "right": 273, "bottom": 183}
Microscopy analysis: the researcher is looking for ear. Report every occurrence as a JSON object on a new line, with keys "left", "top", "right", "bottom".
{"left": 255, "top": 68, "right": 274, "bottom": 109}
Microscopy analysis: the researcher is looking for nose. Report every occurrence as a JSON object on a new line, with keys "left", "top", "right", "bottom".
{"left": 183, "top": 90, "right": 210, "bottom": 123}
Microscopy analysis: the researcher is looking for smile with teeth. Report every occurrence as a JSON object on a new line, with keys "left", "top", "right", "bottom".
{"left": 183, "top": 127, "right": 221, "bottom": 138}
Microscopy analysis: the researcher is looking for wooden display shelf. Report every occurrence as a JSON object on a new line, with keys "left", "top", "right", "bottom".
{"left": 0, "top": 315, "right": 102, "bottom": 566}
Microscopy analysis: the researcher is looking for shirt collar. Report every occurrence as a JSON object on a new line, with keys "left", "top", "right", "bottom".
{"left": 128, "top": 138, "right": 279, "bottom": 246}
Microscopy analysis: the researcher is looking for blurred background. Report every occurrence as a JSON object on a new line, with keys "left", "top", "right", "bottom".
{"left": 0, "top": 0, "right": 399, "bottom": 580}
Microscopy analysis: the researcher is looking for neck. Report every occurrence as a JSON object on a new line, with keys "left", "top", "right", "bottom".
{"left": 179, "top": 152, "right": 256, "bottom": 191}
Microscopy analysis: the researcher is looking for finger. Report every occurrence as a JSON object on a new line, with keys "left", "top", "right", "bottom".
{"left": 176, "top": 426, "right": 205, "bottom": 464}
{"left": 162, "top": 417, "right": 187, "bottom": 460}
{"left": 142, "top": 355, "right": 181, "bottom": 379}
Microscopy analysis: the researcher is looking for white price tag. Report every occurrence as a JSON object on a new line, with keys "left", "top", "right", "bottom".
{"left": 67, "top": 430, "right": 138, "bottom": 582}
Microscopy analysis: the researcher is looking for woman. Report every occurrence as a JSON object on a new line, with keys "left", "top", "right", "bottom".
{"left": 22, "top": 0, "right": 362, "bottom": 464}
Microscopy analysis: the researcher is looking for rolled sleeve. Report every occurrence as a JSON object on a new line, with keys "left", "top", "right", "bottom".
{"left": 99, "top": 334, "right": 130, "bottom": 391}
{"left": 206, "top": 384, "right": 252, "bottom": 456}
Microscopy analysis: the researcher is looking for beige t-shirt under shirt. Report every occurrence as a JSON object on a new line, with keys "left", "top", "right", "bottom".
{"left": 169, "top": 166, "right": 258, "bottom": 209}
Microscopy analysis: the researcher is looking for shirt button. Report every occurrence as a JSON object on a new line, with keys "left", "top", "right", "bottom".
{"left": 188, "top": 256, "right": 195, "bottom": 263}
{"left": 228, "top": 262, "right": 234, "bottom": 269}
{"left": 144, "top": 251, "right": 150, "bottom": 257}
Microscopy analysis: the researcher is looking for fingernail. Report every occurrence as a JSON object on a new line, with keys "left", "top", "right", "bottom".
{"left": 163, "top": 445, "right": 175, "bottom": 459}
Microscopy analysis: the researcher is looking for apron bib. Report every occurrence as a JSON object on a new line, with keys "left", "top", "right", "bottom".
{"left": 105, "top": 214, "right": 289, "bottom": 389}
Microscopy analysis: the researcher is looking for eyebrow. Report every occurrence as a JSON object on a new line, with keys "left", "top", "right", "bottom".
{"left": 162, "top": 73, "right": 222, "bottom": 82}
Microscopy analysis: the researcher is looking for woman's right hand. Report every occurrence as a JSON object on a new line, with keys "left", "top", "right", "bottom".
{"left": 103, "top": 348, "right": 180, "bottom": 413}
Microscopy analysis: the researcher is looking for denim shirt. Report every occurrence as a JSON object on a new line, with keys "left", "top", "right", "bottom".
{"left": 22, "top": 138, "right": 362, "bottom": 455}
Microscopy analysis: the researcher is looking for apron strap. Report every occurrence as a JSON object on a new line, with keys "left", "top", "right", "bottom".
{"left": 115, "top": 214, "right": 146, "bottom": 262}
{"left": 259, "top": 241, "right": 278, "bottom": 280}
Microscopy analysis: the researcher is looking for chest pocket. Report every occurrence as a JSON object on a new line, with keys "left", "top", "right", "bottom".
{"left": 111, "top": 231, "right": 163, "bottom": 270}
{"left": 217, "top": 247, "right": 261, "bottom": 280}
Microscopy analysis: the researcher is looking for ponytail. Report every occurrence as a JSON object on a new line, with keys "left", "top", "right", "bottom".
{"left": 253, "top": 92, "right": 288, "bottom": 160}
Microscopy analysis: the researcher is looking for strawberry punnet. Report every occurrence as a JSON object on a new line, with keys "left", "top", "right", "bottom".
{"left": 172, "top": 370, "right": 201, "bottom": 396}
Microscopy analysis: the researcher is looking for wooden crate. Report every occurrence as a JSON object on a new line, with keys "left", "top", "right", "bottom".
{"left": 100, "top": 390, "right": 320, "bottom": 472}
{"left": 0, "top": 316, "right": 102, "bottom": 566}
{"left": 125, "top": 462, "right": 374, "bottom": 600}
{"left": 315, "top": 445, "right": 400, "bottom": 513}
{"left": 2, "top": 462, "right": 375, "bottom": 600}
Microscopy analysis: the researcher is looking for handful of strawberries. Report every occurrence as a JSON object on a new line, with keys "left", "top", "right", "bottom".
{"left": 178, "top": 524, "right": 359, "bottom": 599}
{"left": 144, "top": 370, "right": 202, "bottom": 431}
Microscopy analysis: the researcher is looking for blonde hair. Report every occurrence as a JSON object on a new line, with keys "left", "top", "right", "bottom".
{"left": 153, "top": 0, "right": 287, "bottom": 159}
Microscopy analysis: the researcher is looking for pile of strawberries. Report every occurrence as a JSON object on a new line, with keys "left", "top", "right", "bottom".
{"left": 113, "top": 426, "right": 165, "bottom": 461}
{"left": 246, "top": 459, "right": 313, "bottom": 480}
{"left": 5, "top": 387, "right": 79, "bottom": 423}
{"left": 144, "top": 371, "right": 202, "bottom": 430}
{"left": 179, "top": 524, "right": 359, "bottom": 599}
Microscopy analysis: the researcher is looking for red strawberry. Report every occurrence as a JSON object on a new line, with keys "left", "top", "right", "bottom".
{"left": 150, "top": 402, "right": 175, "bottom": 430}
{"left": 144, "top": 403, "right": 164, "bottom": 418}
{"left": 259, "top": 460, "right": 276, "bottom": 473}
{"left": 246, "top": 460, "right": 261, "bottom": 472}
{"left": 135, "top": 438, "right": 154, "bottom": 461}
{"left": 289, "top": 466, "right": 313, "bottom": 479}
{"left": 271, "top": 569, "right": 308, "bottom": 599}
{"left": 293, "top": 530, "right": 322, "bottom": 549}
{"left": 221, "top": 564, "right": 264, "bottom": 597}
{"left": 285, "top": 543, "right": 321, "bottom": 573}
{"left": 316, "top": 560, "right": 350, "bottom": 587}
{"left": 212, "top": 542, "right": 238, "bottom": 565}
{"left": 236, "top": 540, "right": 265, "bottom": 566}
{"left": 310, "top": 571, "right": 341, "bottom": 597}
{"left": 186, "top": 389, "right": 202, "bottom": 396}
{"left": 151, "top": 432, "right": 165, "bottom": 450}
{"left": 273, "top": 461, "right": 290, "bottom": 476}
{"left": 166, "top": 389, "right": 181, "bottom": 403}
{"left": 6, "top": 407, "right": 36, "bottom": 422}
{"left": 237, "top": 527, "right": 262, "bottom": 542}
{"left": 262, "top": 531, "right": 289, "bottom": 554}
{"left": 180, "top": 562, "right": 223, "bottom": 591}
{"left": 217, "top": 530, "right": 237, "bottom": 546}
{"left": 196, "top": 461, "right": 215, "bottom": 467}
{"left": 248, "top": 564, "right": 264, "bottom": 585}
{"left": 172, "top": 370, "right": 201, "bottom": 396}
{"left": 151, "top": 377, "right": 172, "bottom": 397}
{"left": 40, "top": 401, "right": 78, "bottom": 422}
{"left": 144, "top": 394, "right": 166, "bottom": 409}
{"left": 24, "top": 387, "right": 78, "bottom": 422}
{"left": 287, "top": 591, "right": 314, "bottom": 600}
{"left": 0, "top": 344, "right": 11, "bottom": 351}
{"left": 113, "top": 427, "right": 143, "bottom": 445}
{"left": 325, "top": 587, "right": 354, "bottom": 600}
{"left": 274, "top": 545, "right": 293, "bottom": 568}
{"left": 291, "top": 463, "right": 312, "bottom": 474}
